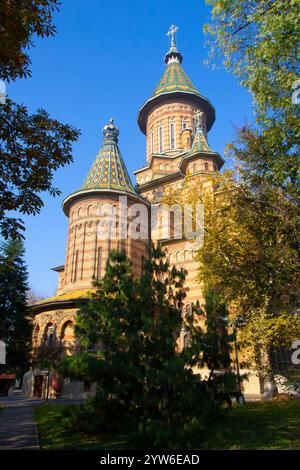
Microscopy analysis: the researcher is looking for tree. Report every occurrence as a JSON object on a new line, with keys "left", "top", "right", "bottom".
{"left": 0, "top": 0, "right": 60, "bottom": 81}
{"left": 0, "top": 1, "right": 80, "bottom": 240}
{"left": 202, "top": 0, "right": 300, "bottom": 390}
{"left": 0, "top": 239, "right": 32, "bottom": 377}
{"left": 197, "top": 172, "right": 300, "bottom": 383}
{"left": 59, "top": 248, "right": 215, "bottom": 448}
{"left": 183, "top": 289, "right": 237, "bottom": 405}
{"left": 204, "top": 0, "right": 299, "bottom": 195}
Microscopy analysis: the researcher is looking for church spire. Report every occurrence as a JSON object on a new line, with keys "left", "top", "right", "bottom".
{"left": 81, "top": 119, "right": 135, "bottom": 194}
{"left": 165, "top": 25, "right": 183, "bottom": 64}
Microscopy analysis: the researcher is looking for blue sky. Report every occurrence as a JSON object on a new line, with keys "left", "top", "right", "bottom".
{"left": 7, "top": 0, "right": 253, "bottom": 297}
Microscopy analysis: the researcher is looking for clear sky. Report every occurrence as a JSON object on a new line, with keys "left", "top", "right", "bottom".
{"left": 7, "top": 0, "right": 253, "bottom": 297}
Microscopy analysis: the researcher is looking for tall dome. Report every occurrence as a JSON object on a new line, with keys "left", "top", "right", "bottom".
{"left": 81, "top": 119, "right": 135, "bottom": 194}
{"left": 138, "top": 25, "right": 215, "bottom": 144}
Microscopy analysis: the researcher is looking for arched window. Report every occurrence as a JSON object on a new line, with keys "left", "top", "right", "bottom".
{"left": 159, "top": 163, "right": 163, "bottom": 171}
{"left": 44, "top": 323, "right": 55, "bottom": 346}
{"left": 182, "top": 118, "right": 188, "bottom": 130}
{"left": 151, "top": 130, "right": 154, "bottom": 154}
{"left": 73, "top": 250, "right": 79, "bottom": 282}
{"left": 176, "top": 251, "right": 180, "bottom": 262}
{"left": 60, "top": 321, "right": 75, "bottom": 356}
{"left": 193, "top": 163, "right": 197, "bottom": 173}
{"left": 158, "top": 125, "right": 163, "bottom": 153}
{"left": 97, "top": 246, "right": 102, "bottom": 279}
{"left": 204, "top": 162, "right": 209, "bottom": 171}
{"left": 169, "top": 121, "right": 176, "bottom": 149}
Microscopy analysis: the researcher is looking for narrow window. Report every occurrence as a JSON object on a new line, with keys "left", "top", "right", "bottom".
{"left": 182, "top": 118, "right": 187, "bottom": 130}
{"left": 169, "top": 122, "right": 176, "bottom": 149}
{"left": 205, "top": 162, "right": 209, "bottom": 171}
{"left": 158, "top": 125, "right": 163, "bottom": 153}
{"left": 151, "top": 131, "right": 154, "bottom": 154}
{"left": 73, "top": 250, "right": 79, "bottom": 282}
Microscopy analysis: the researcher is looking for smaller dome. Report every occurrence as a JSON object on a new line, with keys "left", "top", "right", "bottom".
{"left": 102, "top": 118, "right": 119, "bottom": 143}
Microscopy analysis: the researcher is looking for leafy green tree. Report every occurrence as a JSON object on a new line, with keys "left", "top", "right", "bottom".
{"left": 0, "top": 100, "right": 80, "bottom": 239}
{"left": 0, "top": 1, "right": 80, "bottom": 239}
{"left": 59, "top": 248, "right": 214, "bottom": 448}
{"left": 183, "top": 289, "right": 236, "bottom": 404}
{"left": 0, "top": 0, "right": 60, "bottom": 81}
{"left": 204, "top": 0, "right": 299, "bottom": 193}
{"left": 202, "top": 0, "right": 300, "bottom": 390}
{"left": 0, "top": 239, "right": 32, "bottom": 377}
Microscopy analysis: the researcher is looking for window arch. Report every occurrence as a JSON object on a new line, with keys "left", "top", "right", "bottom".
{"left": 96, "top": 246, "right": 102, "bottom": 279}
{"left": 158, "top": 125, "right": 163, "bottom": 153}
{"left": 73, "top": 250, "right": 79, "bottom": 282}
{"left": 60, "top": 321, "right": 75, "bottom": 356}
{"left": 182, "top": 117, "right": 188, "bottom": 130}
{"left": 204, "top": 161, "right": 209, "bottom": 171}
{"left": 169, "top": 121, "right": 176, "bottom": 149}
{"left": 193, "top": 163, "right": 198, "bottom": 173}
{"left": 150, "top": 130, "right": 154, "bottom": 154}
{"left": 44, "top": 323, "right": 55, "bottom": 346}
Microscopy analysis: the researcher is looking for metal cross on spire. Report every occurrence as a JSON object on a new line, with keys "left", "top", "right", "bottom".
{"left": 166, "top": 25, "right": 179, "bottom": 47}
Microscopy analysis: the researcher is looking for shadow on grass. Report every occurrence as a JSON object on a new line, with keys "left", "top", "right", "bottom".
{"left": 34, "top": 400, "right": 300, "bottom": 450}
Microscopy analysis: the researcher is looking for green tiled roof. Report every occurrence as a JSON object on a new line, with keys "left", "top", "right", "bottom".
{"left": 153, "top": 61, "right": 200, "bottom": 98}
{"left": 81, "top": 119, "right": 136, "bottom": 194}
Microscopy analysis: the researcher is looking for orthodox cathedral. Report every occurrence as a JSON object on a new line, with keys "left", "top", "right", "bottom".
{"left": 27, "top": 27, "right": 260, "bottom": 399}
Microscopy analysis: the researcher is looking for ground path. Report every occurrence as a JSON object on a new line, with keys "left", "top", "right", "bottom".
{"left": 0, "top": 392, "right": 83, "bottom": 450}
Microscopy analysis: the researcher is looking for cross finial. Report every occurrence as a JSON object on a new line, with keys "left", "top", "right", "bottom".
{"left": 167, "top": 25, "right": 179, "bottom": 47}
{"left": 194, "top": 110, "right": 204, "bottom": 131}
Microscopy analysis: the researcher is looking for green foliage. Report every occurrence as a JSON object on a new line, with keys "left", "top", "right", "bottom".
{"left": 183, "top": 289, "right": 237, "bottom": 403}
{"left": 205, "top": 0, "right": 300, "bottom": 123}
{"left": 0, "top": 99, "right": 80, "bottom": 239}
{"left": 0, "top": 0, "right": 60, "bottom": 81}
{"left": 59, "top": 248, "right": 222, "bottom": 449}
{"left": 0, "top": 3, "right": 80, "bottom": 240}
{"left": 201, "top": 1, "right": 300, "bottom": 375}
{"left": 0, "top": 239, "right": 32, "bottom": 376}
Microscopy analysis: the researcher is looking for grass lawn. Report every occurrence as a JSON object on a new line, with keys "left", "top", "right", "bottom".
{"left": 34, "top": 399, "right": 300, "bottom": 450}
